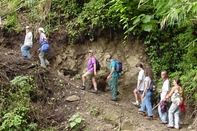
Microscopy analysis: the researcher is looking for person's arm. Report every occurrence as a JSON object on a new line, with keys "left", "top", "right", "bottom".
{"left": 137, "top": 80, "right": 142, "bottom": 90}
{"left": 142, "top": 80, "right": 149, "bottom": 97}
{"left": 93, "top": 63, "right": 97, "bottom": 75}
{"left": 166, "top": 87, "right": 176, "bottom": 99}
{"left": 107, "top": 67, "right": 115, "bottom": 80}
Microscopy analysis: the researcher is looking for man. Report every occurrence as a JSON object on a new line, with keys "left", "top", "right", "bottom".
{"left": 132, "top": 63, "right": 145, "bottom": 106}
{"left": 158, "top": 71, "right": 170, "bottom": 124}
{"left": 105, "top": 55, "right": 119, "bottom": 101}
{"left": 80, "top": 50, "right": 98, "bottom": 93}
{"left": 37, "top": 27, "right": 50, "bottom": 68}
{"left": 21, "top": 26, "right": 33, "bottom": 59}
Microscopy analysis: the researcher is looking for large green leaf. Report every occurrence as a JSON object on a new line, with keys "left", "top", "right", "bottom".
{"left": 142, "top": 15, "right": 151, "bottom": 23}
{"left": 142, "top": 23, "right": 152, "bottom": 32}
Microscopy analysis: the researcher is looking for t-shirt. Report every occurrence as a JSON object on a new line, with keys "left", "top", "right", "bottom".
{"left": 87, "top": 57, "right": 96, "bottom": 72}
{"left": 24, "top": 32, "right": 33, "bottom": 47}
{"left": 160, "top": 79, "right": 170, "bottom": 100}
{"left": 39, "top": 33, "right": 46, "bottom": 44}
{"left": 110, "top": 59, "right": 119, "bottom": 77}
{"left": 145, "top": 76, "right": 151, "bottom": 89}
{"left": 137, "top": 70, "right": 145, "bottom": 91}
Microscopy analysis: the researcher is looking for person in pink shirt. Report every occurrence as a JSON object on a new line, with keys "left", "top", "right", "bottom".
{"left": 80, "top": 50, "right": 98, "bottom": 93}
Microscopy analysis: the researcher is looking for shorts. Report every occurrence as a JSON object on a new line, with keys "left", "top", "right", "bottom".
{"left": 138, "top": 90, "right": 144, "bottom": 94}
{"left": 83, "top": 71, "right": 95, "bottom": 79}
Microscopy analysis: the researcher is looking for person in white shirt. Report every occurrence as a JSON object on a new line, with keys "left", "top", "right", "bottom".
{"left": 132, "top": 63, "right": 145, "bottom": 106}
{"left": 158, "top": 71, "right": 170, "bottom": 124}
{"left": 21, "top": 26, "right": 33, "bottom": 59}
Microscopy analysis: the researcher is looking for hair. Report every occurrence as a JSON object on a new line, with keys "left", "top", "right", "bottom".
{"left": 135, "top": 63, "right": 143, "bottom": 68}
{"left": 144, "top": 68, "right": 154, "bottom": 80}
{"left": 174, "top": 78, "right": 182, "bottom": 86}
{"left": 161, "top": 71, "right": 168, "bottom": 78}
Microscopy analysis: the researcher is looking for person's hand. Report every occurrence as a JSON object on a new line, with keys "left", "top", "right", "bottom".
{"left": 158, "top": 89, "right": 161, "bottom": 93}
{"left": 94, "top": 71, "right": 97, "bottom": 76}
{"left": 142, "top": 93, "right": 145, "bottom": 98}
{"left": 37, "top": 49, "right": 40, "bottom": 53}
{"left": 107, "top": 75, "right": 111, "bottom": 81}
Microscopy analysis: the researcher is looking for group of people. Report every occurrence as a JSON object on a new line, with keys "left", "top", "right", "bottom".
{"left": 80, "top": 50, "right": 119, "bottom": 101}
{"left": 22, "top": 26, "right": 185, "bottom": 129}
{"left": 133, "top": 63, "right": 185, "bottom": 130}
{"left": 21, "top": 26, "right": 50, "bottom": 68}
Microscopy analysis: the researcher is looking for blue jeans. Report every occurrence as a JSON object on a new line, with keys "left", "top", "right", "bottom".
{"left": 21, "top": 45, "right": 31, "bottom": 59}
{"left": 108, "top": 77, "right": 118, "bottom": 100}
{"left": 139, "top": 90, "right": 153, "bottom": 116}
{"left": 158, "top": 102, "right": 168, "bottom": 123}
{"left": 168, "top": 103, "right": 180, "bottom": 128}
{"left": 39, "top": 51, "right": 49, "bottom": 67}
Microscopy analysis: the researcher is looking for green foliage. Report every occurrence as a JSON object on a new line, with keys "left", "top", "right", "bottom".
{"left": 68, "top": 113, "right": 84, "bottom": 131}
{"left": 90, "top": 107, "right": 100, "bottom": 117}
{"left": 0, "top": 76, "right": 37, "bottom": 131}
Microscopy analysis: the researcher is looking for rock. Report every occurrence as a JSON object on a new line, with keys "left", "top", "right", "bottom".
{"left": 66, "top": 95, "right": 80, "bottom": 102}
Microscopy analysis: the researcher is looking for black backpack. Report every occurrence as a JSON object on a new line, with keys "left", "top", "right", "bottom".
{"left": 149, "top": 80, "right": 156, "bottom": 92}
{"left": 96, "top": 59, "right": 101, "bottom": 71}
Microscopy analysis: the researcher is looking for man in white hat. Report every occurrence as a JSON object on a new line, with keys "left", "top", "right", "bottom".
{"left": 21, "top": 26, "right": 33, "bottom": 59}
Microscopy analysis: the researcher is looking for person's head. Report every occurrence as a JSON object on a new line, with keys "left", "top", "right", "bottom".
{"left": 135, "top": 63, "right": 143, "bottom": 70}
{"left": 88, "top": 50, "right": 94, "bottom": 57}
{"left": 161, "top": 71, "right": 168, "bottom": 80}
{"left": 105, "top": 55, "right": 111, "bottom": 62}
{"left": 144, "top": 68, "right": 154, "bottom": 80}
{"left": 25, "top": 26, "right": 30, "bottom": 33}
{"left": 38, "top": 27, "right": 45, "bottom": 34}
{"left": 173, "top": 78, "right": 181, "bottom": 86}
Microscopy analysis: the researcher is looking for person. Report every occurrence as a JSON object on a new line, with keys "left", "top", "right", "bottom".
{"left": 80, "top": 50, "right": 98, "bottom": 93}
{"left": 166, "top": 78, "right": 184, "bottom": 129}
{"left": 138, "top": 68, "right": 154, "bottom": 120}
{"left": 21, "top": 26, "right": 33, "bottom": 59}
{"left": 132, "top": 63, "right": 145, "bottom": 106}
{"left": 37, "top": 27, "right": 49, "bottom": 68}
{"left": 105, "top": 55, "right": 119, "bottom": 101}
{"left": 158, "top": 71, "right": 170, "bottom": 124}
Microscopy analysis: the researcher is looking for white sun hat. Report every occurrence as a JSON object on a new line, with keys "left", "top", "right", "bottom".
{"left": 38, "top": 27, "right": 45, "bottom": 33}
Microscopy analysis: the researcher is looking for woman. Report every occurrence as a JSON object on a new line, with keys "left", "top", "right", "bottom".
{"left": 138, "top": 68, "right": 154, "bottom": 120}
{"left": 37, "top": 27, "right": 49, "bottom": 68}
{"left": 166, "top": 78, "right": 184, "bottom": 129}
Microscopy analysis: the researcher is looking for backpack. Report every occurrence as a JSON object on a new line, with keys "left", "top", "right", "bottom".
{"left": 171, "top": 90, "right": 183, "bottom": 106}
{"left": 91, "top": 58, "right": 100, "bottom": 71}
{"left": 96, "top": 59, "right": 101, "bottom": 71}
{"left": 149, "top": 80, "right": 156, "bottom": 92}
{"left": 115, "top": 61, "right": 122, "bottom": 73}
{"left": 41, "top": 41, "right": 50, "bottom": 52}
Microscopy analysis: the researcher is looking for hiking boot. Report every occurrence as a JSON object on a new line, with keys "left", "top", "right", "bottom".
{"left": 138, "top": 111, "right": 146, "bottom": 116}
{"left": 145, "top": 116, "right": 153, "bottom": 120}
{"left": 80, "top": 85, "right": 86, "bottom": 90}
{"left": 110, "top": 98, "right": 117, "bottom": 101}
{"left": 91, "top": 89, "right": 98, "bottom": 94}
{"left": 117, "top": 91, "right": 120, "bottom": 96}
{"left": 132, "top": 101, "right": 139, "bottom": 106}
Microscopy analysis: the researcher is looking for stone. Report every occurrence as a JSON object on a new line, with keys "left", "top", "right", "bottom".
{"left": 66, "top": 95, "right": 80, "bottom": 102}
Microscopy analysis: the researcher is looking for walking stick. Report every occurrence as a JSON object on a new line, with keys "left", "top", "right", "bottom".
{"left": 152, "top": 102, "right": 160, "bottom": 110}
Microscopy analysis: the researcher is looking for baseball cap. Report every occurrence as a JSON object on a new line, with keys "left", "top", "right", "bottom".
{"left": 89, "top": 50, "right": 93, "bottom": 53}
{"left": 38, "top": 27, "right": 45, "bottom": 33}
{"left": 105, "top": 55, "right": 111, "bottom": 61}
{"left": 26, "top": 26, "right": 30, "bottom": 29}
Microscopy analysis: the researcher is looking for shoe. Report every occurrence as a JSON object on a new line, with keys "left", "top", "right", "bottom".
{"left": 132, "top": 101, "right": 139, "bottom": 106}
{"left": 110, "top": 98, "right": 117, "bottom": 101}
{"left": 167, "top": 125, "right": 174, "bottom": 128}
{"left": 91, "top": 89, "right": 98, "bottom": 94}
{"left": 174, "top": 127, "right": 180, "bottom": 130}
{"left": 159, "top": 121, "right": 167, "bottom": 124}
{"left": 80, "top": 85, "right": 86, "bottom": 90}
{"left": 145, "top": 116, "right": 153, "bottom": 120}
{"left": 138, "top": 111, "right": 146, "bottom": 116}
